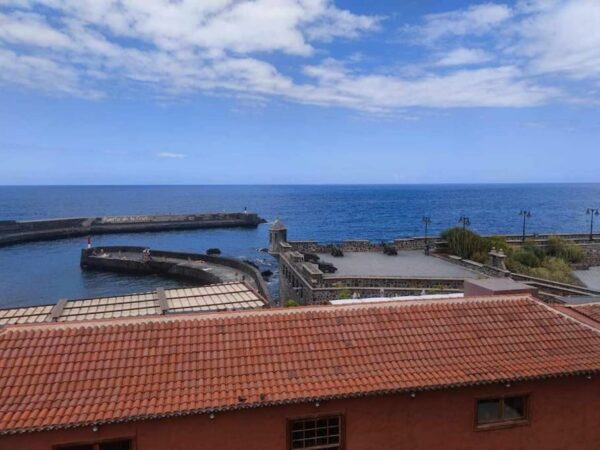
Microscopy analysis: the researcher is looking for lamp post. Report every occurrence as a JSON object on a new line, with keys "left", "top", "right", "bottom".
{"left": 519, "top": 210, "right": 532, "bottom": 242}
{"left": 587, "top": 208, "right": 599, "bottom": 241}
{"left": 422, "top": 216, "right": 431, "bottom": 255}
{"left": 458, "top": 215, "right": 470, "bottom": 259}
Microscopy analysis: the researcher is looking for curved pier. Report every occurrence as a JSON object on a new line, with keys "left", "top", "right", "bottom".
{"left": 0, "top": 212, "right": 265, "bottom": 247}
{"left": 81, "top": 246, "right": 272, "bottom": 303}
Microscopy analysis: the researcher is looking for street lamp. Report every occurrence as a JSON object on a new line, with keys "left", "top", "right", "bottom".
{"left": 519, "top": 210, "right": 532, "bottom": 242}
{"left": 586, "top": 208, "right": 599, "bottom": 241}
{"left": 422, "top": 216, "right": 432, "bottom": 255}
{"left": 458, "top": 215, "right": 471, "bottom": 259}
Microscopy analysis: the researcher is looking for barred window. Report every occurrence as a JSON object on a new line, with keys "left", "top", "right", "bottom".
{"left": 477, "top": 395, "right": 528, "bottom": 427}
{"left": 56, "top": 439, "right": 132, "bottom": 450}
{"left": 290, "top": 416, "right": 342, "bottom": 449}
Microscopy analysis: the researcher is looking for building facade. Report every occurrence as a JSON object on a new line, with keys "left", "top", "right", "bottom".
{"left": 2, "top": 294, "right": 600, "bottom": 449}
{"left": 2, "top": 376, "right": 599, "bottom": 449}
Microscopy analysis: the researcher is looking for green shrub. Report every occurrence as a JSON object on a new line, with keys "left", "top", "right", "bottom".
{"left": 512, "top": 249, "right": 541, "bottom": 268}
{"left": 471, "top": 251, "right": 488, "bottom": 264}
{"left": 337, "top": 289, "right": 352, "bottom": 299}
{"left": 529, "top": 256, "right": 576, "bottom": 284}
{"left": 441, "top": 227, "right": 485, "bottom": 259}
{"left": 546, "top": 236, "right": 584, "bottom": 263}
{"left": 441, "top": 228, "right": 509, "bottom": 262}
{"left": 522, "top": 240, "right": 545, "bottom": 260}
{"left": 441, "top": 228, "right": 584, "bottom": 285}
{"left": 284, "top": 299, "right": 299, "bottom": 307}
{"left": 486, "top": 236, "right": 510, "bottom": 253}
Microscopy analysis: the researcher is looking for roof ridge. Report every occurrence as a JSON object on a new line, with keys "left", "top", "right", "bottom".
{"left": 538, "top": 301, "right": 600, "bottom": 334}
{"left": 0, "top": 294, "right": 536, "bottom": 332}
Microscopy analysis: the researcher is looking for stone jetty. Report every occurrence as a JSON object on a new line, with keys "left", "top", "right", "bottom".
{"left": 0, "top": 212, "right": 265, "bottom": 247}
{"left": 80, "top": 246, "right": 272, "bottom": 303}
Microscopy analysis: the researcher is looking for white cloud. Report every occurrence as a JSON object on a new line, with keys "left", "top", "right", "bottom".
{"left": 0, "top": 48, "right": 101, "bottom": 98}
{"left": 412, "top": 3, "right": 513, "bottom": 43}
{"left": 435, "top": 48, "right": 494, "bottom": 66}
{"left": 301, "top": 63, "right": 555, "bottom": 110}
{"left": 0, "top": 1, "right": 596, "bottom": 111}
{"left": 157, "top": 152, "right": 186, "bottom": 159}
{"left": 513, "top": 0, "right": 600, "bottom": 80}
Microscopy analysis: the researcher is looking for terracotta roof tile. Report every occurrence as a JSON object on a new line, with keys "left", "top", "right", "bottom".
{"left": 1, "top": 295, "right": 600, "bottom": 434}
{"left": 566, "top": 303, "right": 600, "bottom": 325}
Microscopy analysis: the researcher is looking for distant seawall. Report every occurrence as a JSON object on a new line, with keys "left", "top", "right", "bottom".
{"left": 0, "top": 212, "right": 265, "bottom": 247}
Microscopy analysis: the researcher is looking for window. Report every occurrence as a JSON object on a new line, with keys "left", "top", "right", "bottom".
{"left": 56, "top": 439, "right": 132, "bottom": 450}
{"left": 476, "top": 396, "right": 528, "bottom": 427}
{"left": 290, "top": 416, "right": 342, "bottom": 449}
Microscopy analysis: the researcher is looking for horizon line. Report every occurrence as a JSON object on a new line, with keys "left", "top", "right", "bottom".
{"left": 2, "top": 182, "right": 600, "bottom": 188}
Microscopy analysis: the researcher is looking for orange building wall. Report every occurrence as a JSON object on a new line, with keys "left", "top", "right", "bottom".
{"left": 2, "top": 376, "right": 599, "bottom": 450}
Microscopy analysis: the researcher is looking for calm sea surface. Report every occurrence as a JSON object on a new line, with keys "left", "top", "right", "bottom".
{"left": 1, "top": 184, "right": 599, "bottom": 307}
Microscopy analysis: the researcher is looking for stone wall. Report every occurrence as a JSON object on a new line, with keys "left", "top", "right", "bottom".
{"left": 288, "top": 237, "right": 433, "bottom": 254}
{"left": 309, "top": 287, "right": 462, "bottom": 303}
{"left": 319, "top": 276, "right": 465, "bottom": 290}
{"left": 581, "top": 243, "right": 600, "bottom": 267}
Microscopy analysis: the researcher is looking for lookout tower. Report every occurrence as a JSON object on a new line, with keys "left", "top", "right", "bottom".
{"left": 269, "top": 219, "right": 287, "bottom": 254}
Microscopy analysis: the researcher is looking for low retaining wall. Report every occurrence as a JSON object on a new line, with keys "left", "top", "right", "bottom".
{"left": 288, "top": 238, "right": 432, "bottom": 254}
{"left": 319, "top": 276, "right": 465, "bottom": 290}
{"left": 81, "top": 246, "right": 271, "bottom": 303}
{"left": 310, "top": 287, "right": 462, "bottom": 303}
{"left": 434, "top": 253, "right": 600, "bottom": 301}
{"left": 0, "top": 212, "right": 265, "bottom": 247}
{"left": 287, "top": 233, "right": 600, "bottom": 255}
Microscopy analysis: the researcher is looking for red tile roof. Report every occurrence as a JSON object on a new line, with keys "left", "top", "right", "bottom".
{"left": 1, "top": 295, "right": 600, "bottom": 434}
{"left": 566, "top": 303, "right": 600, "bottom": 325}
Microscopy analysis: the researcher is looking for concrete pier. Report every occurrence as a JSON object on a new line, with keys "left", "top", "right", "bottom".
{"left": 0, "top": 212, "right": 265, "bottom": 247}
{"left": 80, "top": 246, "right": 272, "bottom": 304}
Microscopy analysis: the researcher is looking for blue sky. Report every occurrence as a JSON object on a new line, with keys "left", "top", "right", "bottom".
{"left": 0, "top": 0, "right": 599, "bottom": 185}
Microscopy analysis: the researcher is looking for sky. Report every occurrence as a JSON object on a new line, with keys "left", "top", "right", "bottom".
{"left": 0, "top": 0, "right": 599, "bottom": 185}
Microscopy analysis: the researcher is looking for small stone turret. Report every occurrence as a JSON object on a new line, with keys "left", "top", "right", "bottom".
{"left": 488, "top": 247, "right": 507, "bottom": 270}
{"left": 269, "top": 219, "right": 288, "bottom": 254}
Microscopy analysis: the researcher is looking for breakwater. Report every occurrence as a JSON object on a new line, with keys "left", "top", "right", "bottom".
{"left": 81, "top": 246, "right": 272, "bottom": 303}
{"left": 0, "top": 212, "right": 265, "bottom": 247}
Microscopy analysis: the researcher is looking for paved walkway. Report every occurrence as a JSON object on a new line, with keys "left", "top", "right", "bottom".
{"left": 317, "top": 251, "right": 480, "bottom": 278}
{"left": 96, "top": 251, "right": 257, "bottom": 288}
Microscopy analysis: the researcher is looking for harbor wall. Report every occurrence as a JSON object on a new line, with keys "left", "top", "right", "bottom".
{"left": 0, "top": 212, "right": 264, "bottom": 247}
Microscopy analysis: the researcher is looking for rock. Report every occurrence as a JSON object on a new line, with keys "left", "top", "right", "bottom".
{"left": 303, "top": 253, "right": 320, "bottom": 263}
{"left": 243, "top": 259, "right": 260, "bottom": 270}
{"left": 318, "top": 262, "right": 337, "bottom": 273}
{"left": 261, "top": 269, "right": 273, "bottom": 279}
{"left": 330, "top": 246, "right": 344, "bottom": 257}
{"left": 383, "top": 244, "right": 398, "bottom": 256}
{"left": 206, "top": 248, "right": 221, "bottom": 255}
{"left": 257, "top": 247, "right": 269, "bottom": 253}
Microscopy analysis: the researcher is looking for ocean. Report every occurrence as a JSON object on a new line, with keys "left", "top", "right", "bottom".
{"left": 1, "top": 184, "right": 599, "bottom": 307}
